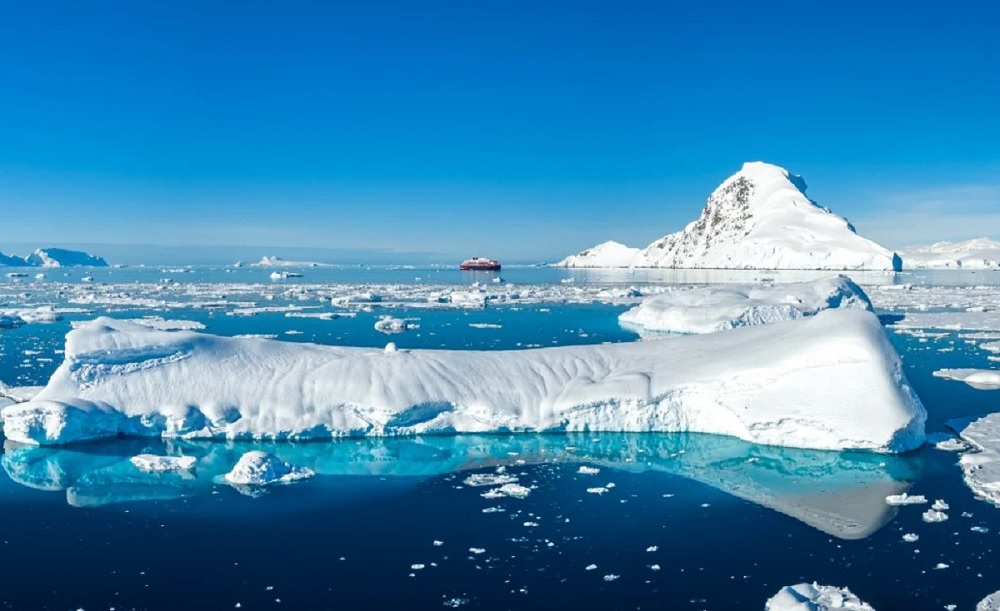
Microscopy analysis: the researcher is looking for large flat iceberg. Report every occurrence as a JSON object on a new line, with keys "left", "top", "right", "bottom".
{"left": 2, "top": 309, "right": 925, "bottom": 451}
{"left": 619, "top": 276, "right": 872, "bottom": 334}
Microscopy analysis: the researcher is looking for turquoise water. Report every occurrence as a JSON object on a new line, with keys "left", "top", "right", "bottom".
{"left": 1, "top": 269, "right": 1000, "bottom": 608}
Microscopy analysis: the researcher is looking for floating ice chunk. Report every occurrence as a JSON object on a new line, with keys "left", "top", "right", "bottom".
{"left": 603, "top": 574, "right": 619, "bottom": 582}
{"left": 902, "top": 533, "right": 919, "bottom": 542}
{"left": 765, "top": 582, "right": 875, "bottom": 611}
{"left": 130, "top": 454, "right": 197, "bottom": 473}
{"left": 645, "top": 546, "right": 658, "bottom": 552}
{"left": 885, "top": 493, "right": 927, "bottom": 506}
{"left": 950, "top": 413, "right": 1000, "bottom": 506}
{"left": 468, "top": 548, "right": 485, "bottom": 555}
{"left": 577, "top": 466, "right": 600, "bottom": 475}
{"left": 2, "top": 310, "right": 926, "bottom": 453}
{"left": 464, "top": 473, "right": 519, "bottom": 487}
{"left": 586, "top": 487, "right": 608, "bottom": 495}
{"left": 922, "top": 509, "right": 948, "bottom": 523}
{"left": 585, "top": 564, "right": 597, "bottom": 571}
{"left": 223, "top": 451, "right": 314, "bottom": 486}
{"left": 619, "top": 276, "right": 873, "bottom": 334}
{"left": 934, "top": 563, "right": 949, "bottom": 570}
{"left": 481, "top": 483, "right": 530, "bottom": 499}
{"left": 374, "top": 316, "right": 418, "bottom": 334}
{"left": 933, "top": 369, "right": 1000, "bottom": 390}
{"left": 932, "top": 499, "right": 949, "bottom": 511}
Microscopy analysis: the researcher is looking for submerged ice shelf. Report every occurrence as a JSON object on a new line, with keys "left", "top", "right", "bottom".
{"left": 2, "top": 309, "right": 925, "bottom": 451}
{"left": 0, "top": 432, "right": 920, "bottom": 540}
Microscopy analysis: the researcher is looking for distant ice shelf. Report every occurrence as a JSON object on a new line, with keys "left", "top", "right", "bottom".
{"left": 1, "top": 309, "right": 925, "bottom": 452}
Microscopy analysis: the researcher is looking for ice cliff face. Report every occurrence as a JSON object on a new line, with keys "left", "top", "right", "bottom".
{"left": 556, "top": 162, "right": 901, "bottom": 271}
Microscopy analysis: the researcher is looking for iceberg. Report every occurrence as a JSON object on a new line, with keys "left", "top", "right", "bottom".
{"left": 555, "top": 162, "right": 901, "bottom": 271}
{"left": 765, "top": 583, "right": 874, "bottom": 610}
{"left": 25, "top": 248, "right": 108, "bottom": 268}
{"left": 223, "top": 451, "right": 314, "bottom": 486}
{"left": 619, "top": 276, "right": 872, "bottom": 334}
{"left": 2, "top": 309, "right": 925, "bottom": 452}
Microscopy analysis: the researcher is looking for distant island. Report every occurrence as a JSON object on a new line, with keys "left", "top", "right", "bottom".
{"left": 0, "top": 248, "right": 108, "bottom": 267}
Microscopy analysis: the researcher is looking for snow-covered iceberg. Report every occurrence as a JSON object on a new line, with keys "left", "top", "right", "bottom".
{"left": 223, "top": 451, "right": 314, "bottom": 486}
{"left": 2, "top": 309, "right": 925, "bottom": 451}
{"left": 765, "top": 583, "right": 874, "bottom": 610}
{"left": 619, "top": 276, "right": 872, "bottom": 334}
{"left": 899, "top": 238, "right": 1000, "bottom": 270}
{"left": 555, "top": 162, "right": 901, "bottom": 271}
{"left": 0, "top": 251, "right": 28, "bottom": 266}
{"left": 25, "top": 248, "right": 108, "bottom": 268}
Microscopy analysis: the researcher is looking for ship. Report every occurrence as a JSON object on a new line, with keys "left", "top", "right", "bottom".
{"left": 460, "top": 257, "right": 501, "bottom": 271}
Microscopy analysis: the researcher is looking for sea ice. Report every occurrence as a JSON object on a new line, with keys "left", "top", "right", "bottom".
{"left": 765, "top": 583, "right": 874, "bottom": 611}
{"left": 978, "top": 590, "right": 1000, "bottom": 610}
{"left": 2, "top": 309, "right": 926, "bottom": 453}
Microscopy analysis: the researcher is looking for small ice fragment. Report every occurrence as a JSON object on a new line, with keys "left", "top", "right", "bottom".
{"left": 603, "top": 574, "right": 620, "bottom": 582}
{"left": 922, "top": 509, "right": 949, "bottom": 523}
{"left": 646, "top": 546, "right": 658, "bottom": 552}
{"left": 577, "top": 466, "right": 600, "bottom": 475}
{"left": 902, "top": 533, "right": 919, "bottom": 543}
{"left": 469, "top": 548, "right": 486, "bottom": 555}
{"left": 585, "top": 564, "right": 597, "bottom": 571}
{"left": 885, "top": 493, "right": 927, "bottom": 506}
{"left": 932, "top": 499, "right": 950, "bottom": 511}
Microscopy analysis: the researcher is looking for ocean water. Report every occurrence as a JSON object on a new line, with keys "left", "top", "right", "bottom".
{"left": 2, "top": 267, "right": 1000, "bottom": 609}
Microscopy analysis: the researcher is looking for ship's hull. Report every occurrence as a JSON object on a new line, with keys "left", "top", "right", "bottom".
{"left": 460, "top": 263, "right": 501, "bottom": 271}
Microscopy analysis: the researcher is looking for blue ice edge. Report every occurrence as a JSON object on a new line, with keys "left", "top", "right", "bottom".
{"left": 0, "top": 431, "right": 922, "bottom": 540}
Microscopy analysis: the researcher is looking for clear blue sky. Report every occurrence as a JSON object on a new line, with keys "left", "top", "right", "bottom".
{"left": 2, "top": 0, "right": 999, "bottom": 263}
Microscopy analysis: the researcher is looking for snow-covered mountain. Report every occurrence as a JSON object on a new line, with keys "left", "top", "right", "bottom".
{"left": 898, "top": 238, "right": 1000, "bottom": 270}
{"left": 24, "top": 248, "right": 108, "bottom": 268}
{"left": 555, "top": 162, "right": 901, "bottom": 271}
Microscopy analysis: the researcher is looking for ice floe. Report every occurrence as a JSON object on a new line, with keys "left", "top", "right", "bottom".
{"left": 2, "top": 309, "right": 925, "bottom": 452}
{"left": 933, "top": 369, "right": 1000, "bottom": 390}
{"left": 885, "top": 492, "right": 926, "bottom": 506}
{"left": 130, "top": 454, "right": 197, "bottom": 473}
{"left": 949, "top": 413, "right": 1000, "bottom": 506}
{"left": 618, "top": 276, "right": 872, "bottom": 334}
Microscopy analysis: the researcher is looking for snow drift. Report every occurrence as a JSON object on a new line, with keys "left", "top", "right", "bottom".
{"left": 555, "top": 162, "right": 901, "bottom": 271}
{"left": 619, "top": 275, "right": 872, "bottom": 334}
{"left": 2, "top": 310, "right": 925, "bottom": 451}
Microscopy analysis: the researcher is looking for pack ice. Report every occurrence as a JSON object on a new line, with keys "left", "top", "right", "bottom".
{"left": 2, "top": 309, "right": 925, "bottom": 451}
{"left": 619, "top": 275, "right": 872, "bottom": 334}
{"left": 556, "top": 162, "right": 901, "bottom": 271}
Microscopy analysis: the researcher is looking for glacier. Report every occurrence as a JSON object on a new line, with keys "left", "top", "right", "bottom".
{"left": 619, "top": 275, "right": 872, "bottom": 334}
{"left": 1, "top": 309, "right": 925, "bottom": 451}
{"left": 555, "top": 162, "right": 901, "bottom": 271}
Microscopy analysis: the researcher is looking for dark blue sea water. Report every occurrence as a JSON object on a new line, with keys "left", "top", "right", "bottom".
{"left": 2, "top": 268, "right": 1000, "bottom": 609}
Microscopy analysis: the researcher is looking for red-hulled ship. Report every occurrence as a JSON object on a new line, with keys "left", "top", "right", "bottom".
{"left": 460, "top": 257, "right": 502, "bottom": 271}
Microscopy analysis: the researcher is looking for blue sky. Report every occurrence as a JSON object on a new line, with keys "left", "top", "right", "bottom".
{"left": 2, "top": 0, "right": 999, "bottom": 263}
